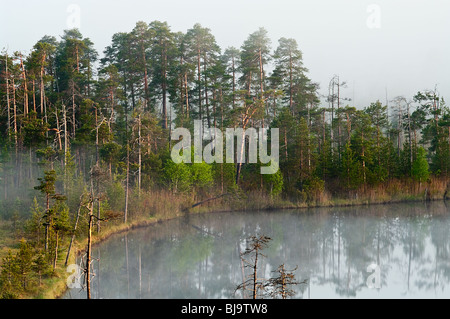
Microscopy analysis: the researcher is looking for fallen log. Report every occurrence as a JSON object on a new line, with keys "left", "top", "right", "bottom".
{"left": 191, "top": 193, "right": 231, "bottom": 208}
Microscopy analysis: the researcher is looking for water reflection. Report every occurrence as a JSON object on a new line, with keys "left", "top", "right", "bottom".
{"left": 64, "top": 202, "right": 450, "bottom": 299}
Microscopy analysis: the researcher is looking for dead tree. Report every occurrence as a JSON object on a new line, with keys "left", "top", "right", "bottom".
{"left": 235, "top": 235, "right": 271, "bottom": 299}
{"left": 78, "top": 167, "right": 117, "bottom": 299}
{"left": 265, "top": 264, "right": 307, "bottom": 299}
{"left": 83, "top": 191, "right": 109, "bottom": 299}
{"left": 64, "top": 193, "right": 88, "bottom": 267}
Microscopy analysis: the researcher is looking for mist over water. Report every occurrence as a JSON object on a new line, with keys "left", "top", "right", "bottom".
{"left": 64, "top": 202, "right": 450, "bottom": 299}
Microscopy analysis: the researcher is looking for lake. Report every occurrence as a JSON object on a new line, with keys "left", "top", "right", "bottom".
{"left": 63, "top": 201, "right": 450, "bottom": 299}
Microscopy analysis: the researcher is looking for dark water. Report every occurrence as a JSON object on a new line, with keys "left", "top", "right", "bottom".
{"left": 63, "top": 202, "right": 450, "bottom": 299}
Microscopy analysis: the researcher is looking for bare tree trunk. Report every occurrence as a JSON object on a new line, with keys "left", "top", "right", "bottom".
{"left": 53, "top": 231, "right": 59, "bottom": 270}
{"left": 220, "top": 88, "right": 224, "bottom": 192}
{"left": 252, "top": 249, "right": 258, "bottom": 300}
{"left": 259, "top": 48, "right": 265, "bottom": 129}
{"left": 124, "top": 109, "right": 129, "bottom": 223}
{"left": 20, "top": 53, "right": 29, "bottom": 116}
{"left": 204, "top": 54, "right": 211, "bottom": 128}
{"left": 55, "top": 108, "right": 63, "bottom": 151}
{"left": 65, "top": 196, "right": 83, "bottom": 267}
{"left": 179, "top": 65, "right": 185, "bottom": 123}
{"left": 398, "top": 103, "right": 403, "bottom": 156}
{"left": 259, "top": 49, "right": 264, "bottom": 97}
{"left": 162, "top": 44, "right": 168, "bottom": 129}
{"left": 289, "top": 49, "right": 293, "bottom": 111}
{"left": 362, "top": 131, "right": 366, "bottom": 186}
{"left": 12, "top": 79, "right": 18, "bottom": 156}
{"left": 237, "top": 242, "right": 247, "bottom": 299}
{"left": 63, "top": 103, "right": 68, "bottom": 166}
{"left": 283, "top": 125, "right": 289, "bottom": 161}
{"left": 5, "top": 53, "right": 11, "bottom": 140}
{"left": 32, "top": 79, "right": 36, "bottom": 113}
{"left": 95, "top": 106, "right": 99, "bottom": 164}
{"left": 236, "top": 124, "right": 247, "bottom": 185}
{"left": 138, "top": 114, "right": 142, "bottom": 196}
{"left": 76, "top": 45, "right": 80, "bottom": 73}
{"left": 40, "top": 53, "right": 46, "bottom": 114}
{"left": 185, "top": 72, "right": 190, "bottom": 118}
{"left": 71, "top": 80, "right": 76, "bottom": 139}
{"left": 197, "top": 48, "right": 202, "bottom": 123}
{"left": 406, "top": 100, "right": 413, "bottom": 165}
{"left": 143, "top": 50, "right": 149, "bottom": 109}
{"left": 232, "top": 56, "right": 236, "bottom": 109}
{"left": 124, "top": 161, "right": 129, "bottom": 223}
{"left": 86, "top": 204, "right": 93, "bottom": 299}
{"left": 44, "top": 193, "right": 50, "bottom": 251}
{"left": 337, "top": 79, "right": 342, "bottom": 161}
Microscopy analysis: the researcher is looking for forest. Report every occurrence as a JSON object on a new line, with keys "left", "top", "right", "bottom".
{"left": 0, "top": 20, "right": 449, "bottom": 298}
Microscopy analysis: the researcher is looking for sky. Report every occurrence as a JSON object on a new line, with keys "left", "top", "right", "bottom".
{"left": 1, "top": 0, "right": 449, "bottom": 109}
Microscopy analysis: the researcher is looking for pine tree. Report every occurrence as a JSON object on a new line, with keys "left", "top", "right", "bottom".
{"left": 235, "top": 235, "right": 272, "bottom": 299}
{"left": 273, "top": 37, "right": 313, "bottom": 114}
{"left": 149, "top": 21, "right": 176, "bottom": 129}
{"left": 15, "top": 240, "right": 34, "bottom": 290}
{"left": 266, "top": 264, "right": 305, "bottom": 299}
{"left": 34, "top": 170, "right": 61, "bottom": 251}
{"left": 412, "top": 147, "right": 430, "bottom": 183}
{"left": 184, "top": 23, "right": 221, "bottom": 126}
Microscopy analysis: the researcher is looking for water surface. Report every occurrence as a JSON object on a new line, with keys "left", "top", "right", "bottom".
{"left": 64, "top": 202, "right": 450, "bottom": 299}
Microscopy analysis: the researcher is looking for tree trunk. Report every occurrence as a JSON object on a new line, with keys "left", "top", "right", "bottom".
{"left": 232, "top": 56, "right": 236, "bottom": 109}
{"left": 12, "top": 78, "right": 18, "bottom": 175}
{"left": 53, "top": 231, "right": 59, "bottom": 270}
{"left": 40, "top": 53, "right": 46, "bottom": 114}
{"left": 162, "top": 45, "right": 168, "bottom": 129}
{"left": 284, "top": 128, "right": 288, "bottom": 160}
{"left": 143, "top": 48, "right": 149, "bottom": 108}
{"left": 259, "top": 49, "right": 265, "bottom": 129}
{"left": 185, "top": 72, "right": 190, "bottom": 118}
{"left": 197, "top": 47, "right": 202, "bottom": 122}
{"left": 252, "top": 248, "right": 259, "bottom": 300}
{"left": 32, "top": 79, "right": 36, "bottom": 113}
{"left": 138, "top": 114, "right": 142, "bottom": 196}
{"left": 5, "top": 54, "right": 11, "bottom": 140}
{"left": 63, "top": 103, "right": 68, "bottom": 166}
{"left": 406, "top": 102, "right": 413, "bottom": 165}
{"left": 86, "top": 206, "right": 93, "bottom": 299}
{"left": 75, "top": 45, "right": 80, "bottom": 73}
{"left": 237, "top": 243, "right": 247, "bottom": 299}
{"left": 65, "top": 197, "right": 83, "bottom": 267}
{"left": 71, "top": 80, "right": 76, "bottom": 139}
{"left": 20, "top": 54, "right": 29, "bottom": 116}
{"left": 289, "top": 49, "right": 293, "bottom": 111}
{"left": 95, "top": 106, "right": 99, "bottom": 164}
{"left": 259, "top": 49, "right": 264, "bottom": 97}
{"left": 124, "top": 173, "right": 129, "bottom": 221}
{"left": 236, "top": 124, "right": 247, "bottom": 185}
{"left": 55, "top": 107, "right": 63, "bottom": 151}
{"left": 362, "top": 131, "right": 366, "bottom": 186}
{"left": 45, "top": 193, "right": 50, "bottom": 251}
{"left": 124, "top": 126, "right": 129, "bottom": 224}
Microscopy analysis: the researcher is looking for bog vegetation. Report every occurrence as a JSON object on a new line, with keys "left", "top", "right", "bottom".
{"left": 0, "top": 21, "right": 449, "bottom": 298}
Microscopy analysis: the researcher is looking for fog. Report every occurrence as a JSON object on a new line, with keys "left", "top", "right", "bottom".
{"left": 1, "top": 0, "right": 449, "bottom": 108}
{"left": 64, "top": 203, "right": 450, "bottom": 299}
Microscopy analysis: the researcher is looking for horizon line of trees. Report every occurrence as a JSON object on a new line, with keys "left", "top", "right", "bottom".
{"left": 1, "top": 21, "right": 448, "bottom": 199}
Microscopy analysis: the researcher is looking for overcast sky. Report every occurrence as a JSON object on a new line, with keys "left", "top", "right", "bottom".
{"left": 1, "top": 0, "right": 449, "bottom": 108}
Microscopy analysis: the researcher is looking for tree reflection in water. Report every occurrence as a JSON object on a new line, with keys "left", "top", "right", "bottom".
{"left": 64, "top": 201, "right": 450, "bottom": 299}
